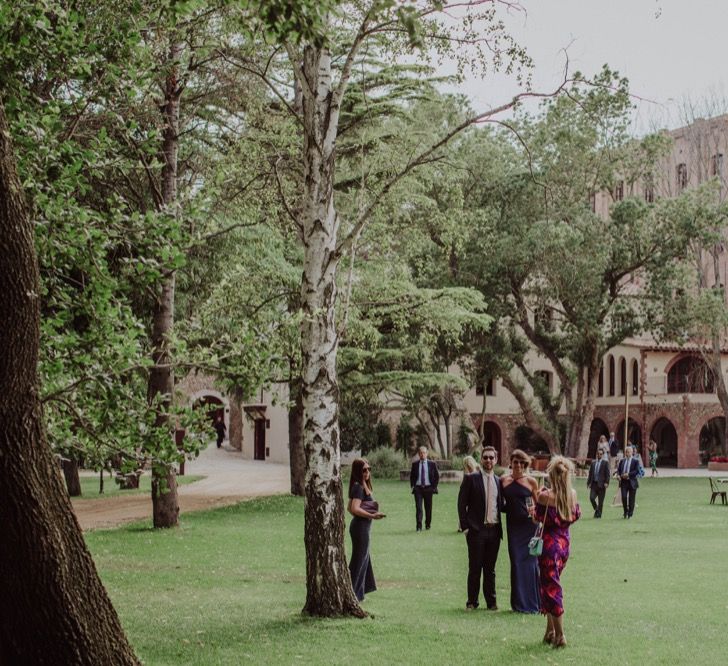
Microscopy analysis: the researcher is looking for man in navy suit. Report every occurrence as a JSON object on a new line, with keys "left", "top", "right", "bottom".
{"left": 587, "top": 449, "right": 610, "bottom": 518}
{"left": 457, "top": 446, "right": 503, "bottom": 610}
{"left": 618, "top": 445, "right": 640, "bottom": 518}
{"left": 410, "top": 446, "right": 439, "bottom": 531}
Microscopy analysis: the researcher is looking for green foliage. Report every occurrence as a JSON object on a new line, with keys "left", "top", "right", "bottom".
{"left": 395, "top": 418, "right": 416, "bottom": 456}
{"left": 365, "top": 447, "right": 406, "bottom": 480}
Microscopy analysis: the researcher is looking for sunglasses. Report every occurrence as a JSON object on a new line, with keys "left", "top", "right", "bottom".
{"left": 511, "top": 460, "right": 526, "bottom": 466}
{"left": 481, "top": 455, "right": 495, "bottom": 460}
{"left": 363, "top": 467, "right": 371, "bottom": 472}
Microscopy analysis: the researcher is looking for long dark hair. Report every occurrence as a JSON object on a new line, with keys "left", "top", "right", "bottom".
{"left": 349, "top": 458, "right": 372, "bottom": 494}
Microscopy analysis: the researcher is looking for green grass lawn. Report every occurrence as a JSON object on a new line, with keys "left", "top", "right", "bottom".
{"left": 74, "top": 473, "right": 204, "bottom": 499}
{"left": 86, "top": 477, "right": 728, "bottom": 665}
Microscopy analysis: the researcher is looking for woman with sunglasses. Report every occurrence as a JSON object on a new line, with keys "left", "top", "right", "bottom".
{"left": 347, "top": 458, "right": 385, "bottom": 602}
{"left": 500, "top": 449, "right": 540, "bottom": 613}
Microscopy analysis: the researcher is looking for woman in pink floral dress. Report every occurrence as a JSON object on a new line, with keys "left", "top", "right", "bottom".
{"left": 533, "top": 456, "right": 581, "bottom": 648}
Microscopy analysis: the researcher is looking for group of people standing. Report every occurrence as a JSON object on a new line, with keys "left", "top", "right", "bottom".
{"left": 346, "top": 446, "right": 581, "bottom": 649}
{"left": 588, "top": 432, "right": 657, "bottom": 519}
{"left": 457, "top": 447, "right": 580, "bottom": 648}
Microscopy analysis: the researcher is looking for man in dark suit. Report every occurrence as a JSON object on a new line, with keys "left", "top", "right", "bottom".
{"left": 587, "top": 450, "right": 610, "bottom": 518}
{"left": 410, "top": 446, "right": 439, "bottom": 531}
{"left": 457, "top": 446, "right": 502, "bottom": 610}
{"left": 618, "top": 445, "right": 640, "bottom": 518}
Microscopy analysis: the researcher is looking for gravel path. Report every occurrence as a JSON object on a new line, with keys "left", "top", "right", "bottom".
{"left": 71, "top": 444, "right": 291, "bottom": 531}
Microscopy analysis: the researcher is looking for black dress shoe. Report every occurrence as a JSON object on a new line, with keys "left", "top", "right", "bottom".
{"left": 416, "top": 527, "right": 422, "bottom": 532}
{"left": 426, "top": 525, "right": 431, "bottom": 530}
{"left": 486, "top": 605, "right": 498, "bottom": 611}
{"left": 465, "top": 603, "right": 478, "bottom": 611}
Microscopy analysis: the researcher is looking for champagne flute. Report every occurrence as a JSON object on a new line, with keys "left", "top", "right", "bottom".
{"left": 525, "top": 497, "right": 534, "bottom": 516}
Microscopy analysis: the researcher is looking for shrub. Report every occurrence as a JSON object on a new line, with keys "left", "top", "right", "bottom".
{"left": 367, "top": 447, "right": 407, "bottom": 480}
{"left": 395, "top": 419, "right": 415, "bottom": 456}
{"left": 710, "top": 456, "right": 728, "bottom": 463}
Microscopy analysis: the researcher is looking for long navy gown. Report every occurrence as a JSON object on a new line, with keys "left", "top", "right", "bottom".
{"left": 502, "top": 480, "right": 541, "bottom": 613}
{"left": 348, "top": 482, "right": 377, "bottom": 601}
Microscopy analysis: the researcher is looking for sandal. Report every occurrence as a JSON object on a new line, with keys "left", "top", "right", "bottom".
{"left": 552, "top": 635, "right": 567, "bottom": 649}
{"left": 543, "top": 631, "right": 555, "bottom": 644}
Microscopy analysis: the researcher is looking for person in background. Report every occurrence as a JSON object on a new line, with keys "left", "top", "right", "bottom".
{"left": 462, "top": 455, "right": 479, "bottom": 474}
{"left": 587, "top": 447, "right": 610, "bottom": 518}
{"left": 213, "top": 415, "right": 226, "bottom": 449}
{"left": 534, "top": 456, "right": 581, "bottom": 648}
{"left": 347, "top": 459, "right": 385, "bottom": 602}
{"left": 500, "top": 449, "right": 540, "bottom": 613}
{"left": 410, "top": 446, "right": 439, "bottom": 532}
{"left": 648, "top": 439, "right": 659, "bottom": 477}
{"left": 608, "top": 431, "right": 620, "bottom": 472}
{"left": 617, "top": 445, "right": 640, "bottom": 519}
{"left": 457, "top": 446, "right": 503, "bottom": 611}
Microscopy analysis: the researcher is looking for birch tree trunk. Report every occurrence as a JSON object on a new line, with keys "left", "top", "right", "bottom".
{"left": 0, "top": 98, "right": 139, "bottom": 665}
{"left": 288, "top": 374, "right": 305, "bottom": 496}
{"left": 148, "top": 38, "right": 183, "bottom": 528}
{"left": 298, "top": 44, "right": 364, "bottom": 617}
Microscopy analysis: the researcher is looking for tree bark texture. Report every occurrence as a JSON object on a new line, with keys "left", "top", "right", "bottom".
{"left": 148, "top": 39, "right": 183, "bottom": 528}
{"left": 298, "top": 44, "right": 364, "bottom": 617}
{"left": 0, "top": 100, "right": 139, "bottom": 665}
{"left": 63, "top": 458, "right": 82, "bottom": 497}
{"left": 288, "top": 375, "right": 305, "bottom": 496}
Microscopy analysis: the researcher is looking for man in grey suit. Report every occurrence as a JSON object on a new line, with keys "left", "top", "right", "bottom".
{"left": 587, "top": 450, "right": 610, "bottom": 518}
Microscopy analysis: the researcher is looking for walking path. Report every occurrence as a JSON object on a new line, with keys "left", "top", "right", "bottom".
{"left": 71, "top": 443, "right": 290, "bottom": 531}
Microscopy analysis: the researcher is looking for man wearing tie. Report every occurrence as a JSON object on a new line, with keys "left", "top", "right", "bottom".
{"left": 410, "top": 446, "right": 439, "bottom": 531}
{"left": 587, "top": 448, "right": 610, "bottom": 518}
{"left": 457, "top": 446, "right": 503, "bottom": 610}
{"left": 618, "top": 445, "right": 640, "bottom": 519}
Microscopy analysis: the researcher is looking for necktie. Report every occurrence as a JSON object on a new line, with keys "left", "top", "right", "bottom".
{"left": 484, "top": 474, "right": 493, "bottom": 523}
{"left": 596, "top": 459, "right": 601, "bottom": 480}
{"left": 419, "top": 461, "right": 425, "bottom": 486}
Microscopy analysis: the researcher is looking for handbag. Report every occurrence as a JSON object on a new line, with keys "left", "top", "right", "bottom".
{"left": 528, "top": 506, "right": 548, "bottom": 557}
{"left": 360, "top": 499, "right": 379, "bottom": 514}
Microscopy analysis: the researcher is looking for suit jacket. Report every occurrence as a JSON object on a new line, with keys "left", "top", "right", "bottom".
{"left": 457, "top": 471, "right": 503, "bottom": 538}
{"left": 608, "top": 438, "right": 620, "bottom": 457}
{"left": 618, "top": 457, "right": 640, "bottom": 489}
{"left": 587, "top": 458, "right": 610, "bottom": 489}
{"left": 410, "top": 459, "right": 439, "bottom": 494}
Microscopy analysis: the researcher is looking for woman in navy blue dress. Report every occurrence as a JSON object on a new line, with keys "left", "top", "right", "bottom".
{"left": 347, "top": 458, "right": 385, "bottom": 602}
{"left": 501, "top": 449, "right": 540, "bottom": 613}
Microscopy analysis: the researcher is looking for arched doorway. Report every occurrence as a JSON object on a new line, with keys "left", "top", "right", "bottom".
{"left": 588, "top": 418, "right": 609, "bottom": 458}
{"left": 650, "top": 417, "right": 678, "bottom": 467}
{"left": 513, "top": 425, "right": 550, "bottom": 455}
{"left": 699, "top": 417, "right": 726, "bottom": 466}
{"left": 483, "top": 421, "right": 502, "bottom": 458}
{"left": 616, "top": 418, "right": 642, "bottom": 453}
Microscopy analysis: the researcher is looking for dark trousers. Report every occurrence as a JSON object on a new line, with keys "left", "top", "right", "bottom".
{"left": 589, "top": 485, "right": 606, "bottom": 517}
{"left": 621, "top": 483, "right": 637, "bottom": 517}
{"left": 414, "top": 486, "right": 434, "bottom": 529}
{"left": 466, "top": 526, "right": 500, "bottom": 607}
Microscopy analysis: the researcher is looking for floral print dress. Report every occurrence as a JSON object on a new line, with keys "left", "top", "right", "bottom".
{"left": 534, "top": 502, "right": 581, "bottom": 617}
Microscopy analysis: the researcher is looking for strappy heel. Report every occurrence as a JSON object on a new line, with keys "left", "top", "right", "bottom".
{"left": 543, "top": 631, "right": 555, "bottom": 644}
{"left": 552, "top": 635, "right": 567, "bottom": 648}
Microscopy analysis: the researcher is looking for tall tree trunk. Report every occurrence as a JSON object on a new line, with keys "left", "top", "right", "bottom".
{"left": 62, "top": 457, "right": 82, "bottom": 497}
{"left": 0, "top": 99, "right": 139, "bottom": 665}
{"left": 299, "top": 44, "right": 364, "bottom": 618}
{"left": 500, "top": 374, "right": 560, "bottom": 453}
{"left": 571, "top": 353, "right": 601, "bottom": 458}
{"left": 288, "top": 374, "right": 305, "bottom": 496}
{"left": 148, "top": 38, "right": 183, "bottom": 528}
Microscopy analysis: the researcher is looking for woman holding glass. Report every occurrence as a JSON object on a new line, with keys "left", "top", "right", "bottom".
{"left": 500, "top": 449, "right": 540, "bottom": 613}
{"left": 534, "top": 456, "right": 581, "bottom": 648}
{"left": 347, "top": 458, "right": 385, "bottom": 602}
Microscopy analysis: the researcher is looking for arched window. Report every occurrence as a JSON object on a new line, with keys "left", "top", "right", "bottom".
{"left": 608, "top": 355, "right": 615, "bottom": 396}
{"left": 667, "top": 355, "right": 715, "bottom": 394}
{"left": 598, "top": 363, "right": 604, "bottom": 397}
{"left": 631, "top": 359, "right": 639, "bottom": 396}
{"left": 619, "top": 357, "right": 627, "bottom": 396}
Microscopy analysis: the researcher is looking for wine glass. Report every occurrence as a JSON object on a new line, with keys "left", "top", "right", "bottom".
{"left": 525, "top": 497, "right": 534, "bottom": 516}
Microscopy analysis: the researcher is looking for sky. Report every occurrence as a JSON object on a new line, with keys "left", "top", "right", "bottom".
{"left": 446, "top": 0, "right": 728, "bottom": 133}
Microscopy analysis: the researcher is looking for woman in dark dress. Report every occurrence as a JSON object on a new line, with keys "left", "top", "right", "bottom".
{"left": 347, "top": 458, "right": 385, "bottom": 602}
{"left": 501, "top": 449, "right": 540, "bottom": 613}
{"left": 534, "top": 455, "right": 581, "bottom": 649}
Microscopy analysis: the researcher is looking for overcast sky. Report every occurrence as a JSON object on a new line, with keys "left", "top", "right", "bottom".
{"left": 445, "top": 0, "right": 728, "bottom": 133}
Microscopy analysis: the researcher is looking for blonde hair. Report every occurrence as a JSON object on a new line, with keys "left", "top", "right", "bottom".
{"left": 546, "top": 455, "right": 576, "bottom": 521}
{"left": 463, "top": 456, "right": 478, "bottom": 473}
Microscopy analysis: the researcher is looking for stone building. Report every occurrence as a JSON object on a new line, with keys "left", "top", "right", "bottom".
{"left": 175, "top": 372, "right": 290, "bottom": 464}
